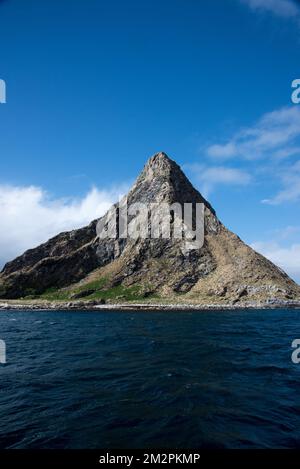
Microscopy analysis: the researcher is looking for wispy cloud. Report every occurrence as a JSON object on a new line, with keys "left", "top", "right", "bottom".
{"left": 206, "top": 106, "right": 300, "bottom": 204}
{"left": 251, "top": 240, "right": 300, "bottom": 282}
{"left": 241, "top": 0, "right": 300, "bottom": 20}
{"left": 185, "top": 164, "right": 251, "bottom": 197}
{"left": 272, "top": 225, "right": 300, "bottom": 239}
{"left": 262, "top": 160, "right": 300, "bottom": 204}
{"left": 207, "top": 106, "right": 300, "bottom": 161}
{"left": 0, "top": 184, "right": 127, "bottom": 268}
{"left": 251, "top": 224, "right": 300, "bottom": 282}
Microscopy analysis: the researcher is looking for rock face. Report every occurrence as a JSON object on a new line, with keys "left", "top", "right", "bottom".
{"left": 1, "top": 152, "right": 300, "bottom": 305}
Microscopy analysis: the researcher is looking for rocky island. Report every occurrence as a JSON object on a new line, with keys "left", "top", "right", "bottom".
{"left": 1, "top": 152, "right": 300, "bottom": 310}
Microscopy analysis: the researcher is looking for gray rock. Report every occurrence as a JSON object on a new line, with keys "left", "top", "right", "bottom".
{"left": 0, "top": 152, "right": 299, "bottom": 305}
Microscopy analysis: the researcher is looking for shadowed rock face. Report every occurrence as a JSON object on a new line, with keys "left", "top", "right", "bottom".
{"left": 1, "top": 152, "right": 300, "bottom": 304}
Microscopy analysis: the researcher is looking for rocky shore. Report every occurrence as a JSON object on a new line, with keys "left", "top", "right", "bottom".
{"left": 1, "top": 153, "right": 300, "bottom": 307}
{"left": 1, "top": 299, "right": 300, "bottom": 311}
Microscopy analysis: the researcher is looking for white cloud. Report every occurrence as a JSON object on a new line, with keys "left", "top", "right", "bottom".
{"left": 0, "top": 184, "right": 126, "bottom": 268}
{"left": 206, "top": 106, "right": 300, "bottom": 204}
{"left": 241, "top": 0, "right": 300, "bottom": 19}
{"left": 273, "top": 225, "right": 300, "bottom": 239}
{"left": 207, "top": 142, "right": 237, "bottom": 159}
{"left": 251, "top": 240, "right": 300, "bottom": 282}
{"left": 185, "top": 164, "right": 251, "bottom": 197}
{"left": 207, "top": 106, "right": 300, "bottom": 161}
{"left": 262, "top": 160, "right": 300, "bottom": 204}
{"left": 272, "top": 146, "right": 300, "bottom": 159}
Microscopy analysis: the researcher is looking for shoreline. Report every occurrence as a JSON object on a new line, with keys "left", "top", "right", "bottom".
{"left": 1, "top": 300, "right": 300, "bottom": 311}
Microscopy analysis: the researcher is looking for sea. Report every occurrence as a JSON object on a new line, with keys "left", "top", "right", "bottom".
{"left": 0, "top": 308, "right": 300, "bottom": 449}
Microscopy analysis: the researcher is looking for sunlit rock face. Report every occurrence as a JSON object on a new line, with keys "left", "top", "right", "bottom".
{"left": 1, "top": 152, "right": 299, "bottom": 305}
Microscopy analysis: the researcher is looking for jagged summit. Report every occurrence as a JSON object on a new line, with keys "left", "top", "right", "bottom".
{"left": 146, "top": 151, "right": 172, "bottom": 168}
{"left": 0, "top": 152, "right": 299, "bottom": 305}
{"left": 129, "top": 152, "right": 215, "bottom": 213}
{"left": 142, "top": 151, "right": 181, "bottom": 178}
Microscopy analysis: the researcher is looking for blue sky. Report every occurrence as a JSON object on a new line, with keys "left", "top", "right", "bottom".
{"left": 0, "top": 0, "right": 300, "bottom": 280}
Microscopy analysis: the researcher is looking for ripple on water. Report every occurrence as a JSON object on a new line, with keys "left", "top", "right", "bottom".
{"left": 0, "top": 308, "right": 299, "bottom": 448}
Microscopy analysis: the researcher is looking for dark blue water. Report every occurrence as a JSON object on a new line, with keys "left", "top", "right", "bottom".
{"left": 0, "top": 309, "right": 300, "bottom": 448}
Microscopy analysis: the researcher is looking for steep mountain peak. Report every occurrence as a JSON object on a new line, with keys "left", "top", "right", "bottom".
{"left": 144, "top": 151, "right": 175, "bottom": 173}
{"left": 129, "top": 152, "right": 215, "bottom": 213}
{"left": 138, "top": 151, "right": 180, "bottom": 183}
{"left": 0, "top": 152, "right": 299, "bottom": 305}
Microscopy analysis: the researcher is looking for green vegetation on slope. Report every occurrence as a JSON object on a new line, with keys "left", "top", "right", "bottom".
{"left": 36, "top": 277, "right": 159, "bottom": 302}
